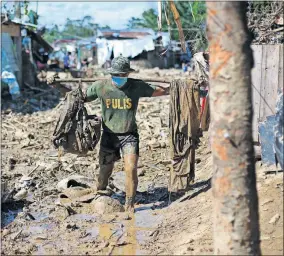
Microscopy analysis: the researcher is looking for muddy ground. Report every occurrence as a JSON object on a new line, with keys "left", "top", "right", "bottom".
{"left": 1, "top": 69, "right": 283, "bottom": 255}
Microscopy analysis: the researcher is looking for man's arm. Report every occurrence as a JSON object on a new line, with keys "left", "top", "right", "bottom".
{"left": 152, "top": 85, "right": 170, "bottom": 97}
{"left": 84, "top": 83, "right": 99, "bottom": 102}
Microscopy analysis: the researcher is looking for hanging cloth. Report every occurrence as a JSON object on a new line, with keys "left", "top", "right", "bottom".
{"left": 169, "top": 79, "right": 200, "bottom": 192}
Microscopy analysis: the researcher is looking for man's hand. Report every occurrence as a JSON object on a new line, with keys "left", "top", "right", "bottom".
{"left": 152, "top": 85, "right": 170, "bottom": 97}
{"left": 47, "top": 73, "right": 60, "bottom": 85}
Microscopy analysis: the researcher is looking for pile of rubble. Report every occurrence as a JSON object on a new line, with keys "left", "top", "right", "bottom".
{"left": 247, "top": 1, "right": 283, "bottom": 44}
{"left": 1, "top": 83, "right": 60, "bottom": 115}
{"left": 1, "top": 75, "right": 175, "bottom": 254}
{"left": 1, "top": 63, "right": 203, "bottom": 254}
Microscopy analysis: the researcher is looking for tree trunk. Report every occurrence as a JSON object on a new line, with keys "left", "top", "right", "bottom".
{"left": 206, "top": 2, "right": 261, "bottom": 255}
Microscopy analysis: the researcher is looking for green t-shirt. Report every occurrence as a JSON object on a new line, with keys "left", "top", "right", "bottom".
{"left": 85, "top": 78, "right": 156, "bottom": 133}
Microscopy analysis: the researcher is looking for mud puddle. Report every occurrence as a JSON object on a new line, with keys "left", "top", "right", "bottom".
{"left": 1, "top": 208, "right": 23, "bottom": 228}
{"left": 2, "top": 194, "right": 164, "bottom": 255}
{"left": 1, "top": 201, "right": 26, "bottom": 228}
{"left": 32, "top": 210, "right": 162, "bottom": 255}
{"left": 87, "top": 209, "right": 162, "bottom": 255}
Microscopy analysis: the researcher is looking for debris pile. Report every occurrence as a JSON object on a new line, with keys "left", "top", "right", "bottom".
{"left": 1, "top": 80, "right": 171, "bottom": 209}
{"left": 1, "top": 72, "right": 174, "bottom": 254}
{"left": 1, "top": 85, "right": 60, "bottom": 114}
{"left": 1, "top": 65, "right": 283, "bottom": 254}
{"left": 247, "top": 1, "right": 284, "bottom": 44}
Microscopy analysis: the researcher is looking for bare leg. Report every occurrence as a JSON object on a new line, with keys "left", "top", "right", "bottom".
{"left": 124, "top": 154, "right": 138, "bottom": 212}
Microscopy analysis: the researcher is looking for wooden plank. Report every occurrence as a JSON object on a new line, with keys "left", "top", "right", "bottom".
{"left": 14, "top": 36, "right": 22, "bottom": 88}
{"left": 259, "top": 45, "right": 278, "bottom": 122}
{"left": 1, "top": 23, "right": 20, "bottom": 37}
{"left": 53, "top": 77, "right": 172, "bottom": 83}
{"left": 251, "top": 45, "right": 263, "bottom": 142}
{"left": 259, "top": 45, "right": 267, "bottom": 123}
{"left": 251, "top": 44, "right": 282, "bottom": 143}
{"left": 278, "top": 44, "right": 283, "bottom": 92}
{"left": 263, "top": 45, "right": 279, "bottom": 118}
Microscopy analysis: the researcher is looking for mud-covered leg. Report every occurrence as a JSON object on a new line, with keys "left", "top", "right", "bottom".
{"left": 96, "top": 150, "right": 116, "bottom": 190}
{"left": 124, "top": 153, "right": 138, "bottom": 213}
{"left": 97, "top": 163, "right": 114, "bottom": 190}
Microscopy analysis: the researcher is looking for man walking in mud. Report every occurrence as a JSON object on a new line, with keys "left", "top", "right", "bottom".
{"left": 85, "top": 56, "right": 169, "bottom": 212}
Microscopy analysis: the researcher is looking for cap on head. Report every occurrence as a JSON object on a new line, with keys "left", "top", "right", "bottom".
{"left": 107, "top": 56, "right": 135, "bottom": 74}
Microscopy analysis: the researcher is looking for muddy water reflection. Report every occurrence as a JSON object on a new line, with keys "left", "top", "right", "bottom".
{"left": 2, "top": 202, "right": 162, "bottom": 255}
{"left": 97, "top": 209, "right": 162, "bottom": 255}
{"left": 122, "top": 213, "right": 137, "bottom": 255}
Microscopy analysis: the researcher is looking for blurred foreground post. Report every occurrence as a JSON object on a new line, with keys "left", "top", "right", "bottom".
{"left": 206, "top": 2, "right": 261, "bottom": 255}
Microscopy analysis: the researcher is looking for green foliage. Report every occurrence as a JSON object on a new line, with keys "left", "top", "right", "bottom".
{"left": 43, "top": 25, "right": 62, "bottom": 43}
{"left": 127, "top": 17, "right": 144, "bottom": 29}
{"left": 126, "top": 1, "right": 207, "bottom": 52}
{"left": 127, "top": 8, "right": 166, "bottom": 29}
{"left": 1, "top": 0, "right": 38, "bottom": 29}
{"left": 64, "top": 16, "right": 96, "bottom": 38}
{"left": 23, "top": 1, "right": 29, "bottom": 15}
{"left": 43, "top": 16, "right": 102, "bottom": 43}
{"left": 171, "top": 1, "right": 207, "bottom": 52}
{"left": 100, "top": 25, "right": 111, "bottom": 29}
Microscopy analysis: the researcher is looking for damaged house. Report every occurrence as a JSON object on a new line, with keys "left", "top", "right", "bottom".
{"left": 48, "top": 29, "right": 180, "bottom": 72}
{"left": 1, "top": 16, "right": 53, "bottom": 98}
{"left": 96, "top": 28, "right": 175, "bottom": 69}
{"left": 1, "top": 18, "right": 23, "bottom": 93}
{"left": 22, "top": 28, "right": 53, "bottom": 87}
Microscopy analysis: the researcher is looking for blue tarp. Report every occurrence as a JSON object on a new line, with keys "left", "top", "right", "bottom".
{"left": 259, "top": 116, "right": 277, "bottom": 166}
{"left": 180, "top": 46, "right": 192, "bottom": 63}
{"left": 1, "top": 33, "right": 19, "bottom": 73}
{"left": 259, "top": 91, "right": 283, "bottom": 168}
{"left": 274, "top": 92, "right": 283, "bottom": 169}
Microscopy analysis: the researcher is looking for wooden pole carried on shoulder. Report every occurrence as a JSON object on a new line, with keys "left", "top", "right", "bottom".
{"left": 53, "top": 77, "right": 171, "bottom": 84}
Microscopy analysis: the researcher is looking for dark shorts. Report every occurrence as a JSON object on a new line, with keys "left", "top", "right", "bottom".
{"left": 99, "top": 131, "right": 139, "bottom": 165}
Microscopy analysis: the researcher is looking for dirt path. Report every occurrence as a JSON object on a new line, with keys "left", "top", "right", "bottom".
{"left": 141, "top": 154, "right": 283, "bottom": 255}
{"left": 1, "top": 95, "right": 171, "bottom": 255}
{"left": 1, "top": 89, "right": 283, "bottom": 255}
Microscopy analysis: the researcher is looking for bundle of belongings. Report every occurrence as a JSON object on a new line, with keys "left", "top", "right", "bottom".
{"left": 192, "top": 51, "right": 209, "bottom": 86}
{"left": 169, "top": 79, "right": 201, "bottom": 193}
{"left": 53, "top": 85, "right": 101, "bottom": 155}
{"left": 193, "top": 52, "right": 210, "bottom": 132}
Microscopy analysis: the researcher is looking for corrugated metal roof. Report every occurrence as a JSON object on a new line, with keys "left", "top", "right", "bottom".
{"left": 98, "top": 28, "right": 154, "bottom": 39}
{"left": 1, "top": 17, "right": 38, "bottom": 28}
{"left": 76, "top": 36, "right": 97, "bottom": 45}
{"left": 119, "top": 31, "right": 152, "bottom": 38}
{"left": 100, "top": 28, "right": 154, "bottom": 33}
{"left": 53, "top": 39, "right": 78, "bottom": 45}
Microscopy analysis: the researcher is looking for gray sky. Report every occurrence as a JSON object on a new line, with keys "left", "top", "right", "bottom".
{"left": 28, "top": 1, "right": 158, "bottom": 29}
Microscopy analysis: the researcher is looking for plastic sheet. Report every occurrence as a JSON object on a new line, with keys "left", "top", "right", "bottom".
{"left": 274, "top": 92, "right": 283, "bottom": 169}
{"left": 96, "top": 36, "right": 155, "bottom": 66}
{"left": 1, "top": 33, "right": 19, "bottom": 73}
